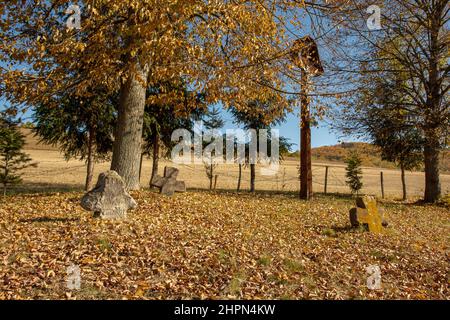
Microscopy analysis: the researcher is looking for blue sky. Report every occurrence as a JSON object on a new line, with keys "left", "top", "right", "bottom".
{"left": 275, "top": 115, "right": 339, "bottom": 149}
{"left": 220, "top": 108, "right": 340, "bottom": 150}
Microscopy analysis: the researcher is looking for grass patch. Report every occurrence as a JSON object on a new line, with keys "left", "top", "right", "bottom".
{"left": 257, "top": 255, "right": 272, "bottom": 266}
{"left": 282, "top": 258, "right": 304, "bottom": 273}
{"left": 322, "top": 228, "right": 338, "bottom": 237}
{"left": 227, "top": 272, "right": 246, "bottom": 296}
{"left": 97, "top": 238, "right": 112, "bottom": 252}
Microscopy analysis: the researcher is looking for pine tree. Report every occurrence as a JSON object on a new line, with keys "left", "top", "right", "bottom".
{"left": 142, "top": 81, "right": 206, "bottom": 186}
{"left": 0, "top": 115, "right": 36, "bottom": 195}
{"left": 231, "top": 99, "right": 289, "bottom": 192}
{"left": 371, "top": 117, "right": 423, "bottom": 200}
{"left": 203, "top": 107, "right": 224, "bottom": 190}
{"left": 345, "top": 151, "right": 363, "bottom": 195}
{"left": 203, "top": 107, "right": 225, "bottom": 132}
{"left": 33, "top": 89, "right": 116, "bottom": 191}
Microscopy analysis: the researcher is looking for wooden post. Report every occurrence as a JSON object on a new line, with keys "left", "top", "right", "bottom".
{"left": 291, "top": 36, "right": 323, "bottom": 200}
{"left": 299, "top": 69, "right": 313, "bottom": 200}
{"left": 324, "top": 166, "right": 329, "bottom": 195}
{"left": 380, "top": 171, "right": 385, "bottom": 199}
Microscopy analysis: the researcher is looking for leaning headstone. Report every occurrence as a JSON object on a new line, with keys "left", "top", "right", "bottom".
{"left": 151, "top": 166, "right": 186, "bottom": 196}
{"left": 81, "top": 170, "right": 137, "bottom": 219}
{"left": 349, "top": 196, "right": 387, "bottom": 233}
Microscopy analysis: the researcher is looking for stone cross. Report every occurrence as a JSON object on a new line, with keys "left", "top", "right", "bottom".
{"left": 349, "top": 196, "right": 387, "bottom": 233}
{"left": 151, "top": 166, "right": 186, "bottom": 196}
{"left": 81, "top": 170, "right": 137, "bottom": 219}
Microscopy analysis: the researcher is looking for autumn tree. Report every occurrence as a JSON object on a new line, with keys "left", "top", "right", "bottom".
{"left": 317, "top": 0, "right": 449, "bottom": 202}
{"left": 0, "top": 0, "right": 300, "bottom": 190}
{"left": 336, "top": 64, "right": 424, "bottom": 200}
{"left": 0, "top": 114, "right": 36, "bottom": 195}
{"left": 33, "top": 89, "right": 116, "bottom": 191}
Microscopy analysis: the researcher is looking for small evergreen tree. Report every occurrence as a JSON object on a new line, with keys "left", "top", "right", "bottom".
{"left": 345, "top": 151, "right": 363, "bottom": 195}
{"left": 203, "top": 106, "right": 224, "bottom": 190}
{"left": 0, "top": 115, "right": 36, "bottom": 195}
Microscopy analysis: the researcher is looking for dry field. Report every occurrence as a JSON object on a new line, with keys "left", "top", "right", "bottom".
{"left": 16, "top": 148, "right": 450, "bottom": 198}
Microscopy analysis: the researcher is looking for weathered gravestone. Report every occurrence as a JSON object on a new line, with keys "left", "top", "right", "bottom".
{"left": 81, "top": 170, "right": 137, "bottom": 219}
{"left": 349, "top": 196, "right": 388, "bottom": 233}
{"left": 151, "top": 166, "right": 186, "bottom": 196}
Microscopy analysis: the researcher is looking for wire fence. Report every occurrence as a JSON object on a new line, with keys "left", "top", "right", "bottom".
{"left": 16, "top": 150, "right": 450, "bottom": 198}
{"left": 174, "top": 161, "right": 449, "bottom": 198}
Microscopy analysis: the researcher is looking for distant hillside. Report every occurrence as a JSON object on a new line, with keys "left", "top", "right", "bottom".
{"left": 291, "top": 142, "right": 449, "bottom": 172}
{"left": 20, "top": 128, "right": 58, "bottom": 151}
{"left": 312, "top": 142, "right": 395, "bottom": 168}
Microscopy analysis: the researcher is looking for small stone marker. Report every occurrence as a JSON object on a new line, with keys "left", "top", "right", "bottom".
{"left": 81, "top": 170, "right": 137, "bottom": 219}
{"left": 349, "top": 196, "right": 387, "bottom": 233}
{"left": 151, "top": 166, "right": 186, "bottom": 196}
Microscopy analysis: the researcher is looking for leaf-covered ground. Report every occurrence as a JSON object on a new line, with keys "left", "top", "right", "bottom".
{"left": 0, "top": 191, "right": 448, "bottom": 299}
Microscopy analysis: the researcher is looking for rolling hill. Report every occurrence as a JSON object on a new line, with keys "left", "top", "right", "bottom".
{"left": 292, "top": 142, "right": 450, "bottom": 172}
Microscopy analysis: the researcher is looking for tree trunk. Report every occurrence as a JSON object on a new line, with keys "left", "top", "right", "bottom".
{"left": 138, "top": 153, "right": 144, "bottom": 182}
{"left": 150, "top": 133, "right": 159, "bottom": 185}
{"left": 209, "top": 162, "right": 213, "bottom": 190}
{"left": 400, "top": 164, "right": 407, "bottom": 201}
{"left": 214, "top": 175, "right": 218, "bottom": 190}
{"left": 422, "top": 10, "right": 442, "bottom": 203}
{"left": 423, "top": 130, "right": 441, "bottom": 202}
{"left": 85, "top": 129, "right": 95, "bottom": 191}
{"left": 299, "top": 69, "right": 313, "bottom": 200}
{"left": 111, "top": 64, "right": 149, "bottom": 190}
{"left": 3, "top": 159, "right": 8, "bottom": 196}
{"left": 237, "top": 164, "right": 242, "bottom": 192}
{"left": 250, "top": 163, "right": 256, "bottom": 192}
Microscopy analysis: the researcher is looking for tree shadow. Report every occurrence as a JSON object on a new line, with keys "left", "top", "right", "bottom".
{"left": 7, "top": 183, "right": 84, "bottom": 195}
{"left": 186, "top": 187, "right": 355, "bottom": 201}
{"left": 331, "top": 225, "right": 364, "bottom": 233}
{"left": 19, "top": 217, "right": 80, "bottom": 223}
{"left": 305, "top": 223, "right": 364, "bottom": 236}
{"left": 407, "top": 198, "right": 449, "bottom": 208}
